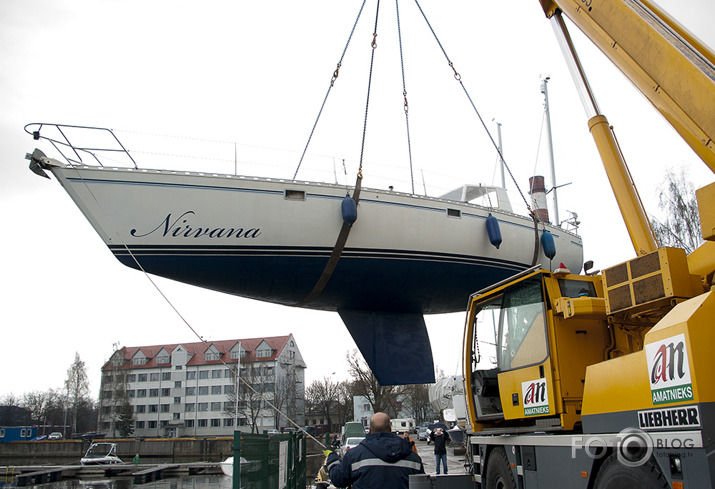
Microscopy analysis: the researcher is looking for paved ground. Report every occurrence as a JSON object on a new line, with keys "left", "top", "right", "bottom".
{"left": 414, "top": 439, "right": 468, "bottom": 475}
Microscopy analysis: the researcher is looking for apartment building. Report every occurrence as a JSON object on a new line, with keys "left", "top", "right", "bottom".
{"left": 98, "top": 335, "right": 306, "bottom": 437}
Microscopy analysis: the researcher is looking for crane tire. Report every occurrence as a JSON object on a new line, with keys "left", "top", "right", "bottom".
{"left": 484, "top": 447, "right": 517, "bottom": 489}
{"left": 594, "top": 455, "right": 669, "bottom": 489}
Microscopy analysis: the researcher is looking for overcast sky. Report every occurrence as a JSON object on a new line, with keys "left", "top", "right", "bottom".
{"left": 1, "top": 1, "right": 713, "bottom": 402}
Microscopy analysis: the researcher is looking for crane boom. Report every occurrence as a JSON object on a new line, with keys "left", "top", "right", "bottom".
{"left": 540, "top": 0, "right": 715, "bottom": 172}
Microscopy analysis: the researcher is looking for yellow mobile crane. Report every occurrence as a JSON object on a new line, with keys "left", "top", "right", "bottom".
{"left": 460, "top": 1, "right": 715, "bottom": 488}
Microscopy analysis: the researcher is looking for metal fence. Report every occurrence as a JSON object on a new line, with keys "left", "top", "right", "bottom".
{"left": 231, "top": 432, "right": 307, "bottom": 489}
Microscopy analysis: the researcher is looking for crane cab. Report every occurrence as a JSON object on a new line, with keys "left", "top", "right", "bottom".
{"left": 464, "top": 267, "right": 609, "bottom": 433}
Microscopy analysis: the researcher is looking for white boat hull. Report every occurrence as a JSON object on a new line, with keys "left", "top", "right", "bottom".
{"left": 29, "top": 151, "right": 583, "bottom": 384}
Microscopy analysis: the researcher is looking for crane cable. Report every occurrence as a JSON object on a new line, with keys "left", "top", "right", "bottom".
{"left": 396, "top": 0, "right": 416, "bottom": 194}
{"left": 413, "top": 0, "right": 532, "bottom": 214}
{"left": 297, "top": 0, "right": 382, "bottom": 306}
{"left": 293, "top": 0, "right": 368, "bottom": 180}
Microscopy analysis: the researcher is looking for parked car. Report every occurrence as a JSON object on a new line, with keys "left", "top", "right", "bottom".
{"left": 340, "top": 437, "right": 364, "bottom": 458}
{"left": 48, "top": 432, "right": 63, "bottom": 440}
{"left": 267, "top": 429, "right": 281, "bottom": 435}
{"left": 417, "top": 427, "right": 428, "bottom": 441}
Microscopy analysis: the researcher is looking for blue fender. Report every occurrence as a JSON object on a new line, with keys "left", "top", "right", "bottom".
{"left": 541, "top": 231, "right": 556, "bottom": 260}
{"left": 486, "top": 213, "right": 502, "bottom": 249}
{"left": 341, "top": 194, "right": 358, "bottom": 227}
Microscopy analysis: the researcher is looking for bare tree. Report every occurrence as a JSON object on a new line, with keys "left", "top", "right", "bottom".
{"left": 400, "top": 384, "right": 436, "bottom": 424}
{"left": 305, "top": 377, "right": 341, "bottom": 432}
{"left": 223, "top": 362, "right": 273, "bottom": 433}
{"left": 22, "top": 390, "right": 63, "bottom": 435}
{"left": 650, "top": 167, "right": 704, "bottom": 253}
{"left": 346, "top": 350, "right": 403, "bottom": 416}
{"left": 65, "top": 352, "right": 90, "bottom": 435}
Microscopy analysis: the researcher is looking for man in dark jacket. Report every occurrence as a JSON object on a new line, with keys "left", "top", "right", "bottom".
{"left": 327, "top": 412, "right": 424, "bottom": 488}
{"left": 429, "top": 427, "right": 451, "bottom": 474}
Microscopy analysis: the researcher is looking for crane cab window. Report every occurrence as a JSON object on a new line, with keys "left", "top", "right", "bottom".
{"left": 472, "top": 276, "right": 548, "bottom": 373}
{"left": 558, "top": 279, "right": 597, "bottom": 298}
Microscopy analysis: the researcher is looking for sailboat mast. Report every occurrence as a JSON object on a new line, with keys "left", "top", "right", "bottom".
{"left": 496, "top": 121, "right": 505, "bottom": 188}
{"left": 541, "top": 77, "right": 560, "bottom": 225}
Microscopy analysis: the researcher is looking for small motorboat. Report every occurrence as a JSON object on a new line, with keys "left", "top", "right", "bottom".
{"left": 80, "top": 442, "right": 123, "bottom": 465}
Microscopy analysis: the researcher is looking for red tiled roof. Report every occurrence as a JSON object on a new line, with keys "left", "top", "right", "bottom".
{"left": 102, "top": 335, "right": 292, "bottom": 371}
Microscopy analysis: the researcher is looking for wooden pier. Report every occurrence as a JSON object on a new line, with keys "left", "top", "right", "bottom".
{"left": 2, "top": 462, "right": 222, "bottom": 486}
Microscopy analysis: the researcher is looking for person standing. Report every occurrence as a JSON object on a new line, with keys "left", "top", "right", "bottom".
{"left": 326, "top": 412, "right": 424, "bottom": 488}
{"left": 429, "top": 427, "right": 451, "bottom": 475}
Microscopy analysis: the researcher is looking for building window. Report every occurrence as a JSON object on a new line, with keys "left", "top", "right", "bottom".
{"left": 185, "top": 419, "right": 194, "bottom": 428}
{"left": 175, "top": 365, "right": 183, "bottom": 370}
{"left": 173, "top": 413, "right": 181, "bottom": 420}
{"left": 173, "top": 397, "right": 181, "bottom": 405}
{"left": 198, "top": 419, "right": 207, "bottom": 428}
{"left": 185, "top": 403, "right": 195, "bottom": 412}
{"left": 199, "top": 370, "right": 209, "bottom": 380}
{"left": 224, "top": 369, "right": 232, "bottom": 378}
{"left": 161, "top": 404, "right": 170, "bottom": 413}
{"left": 148, "top": 421, "right": 157, "bottom": 429}
{"left": 224, "top": 401, "right": 235, "bottom": 412}
{"left": 138, "top": 374, "right": 147, "bottom": 382}
{"left": 128, "top": 374, "right": 136, "bottom": 382}
{"left": 150, "top": 373, "right": 160, "bottom": 382}
{"left": 186, "top": 387, "right": 195, "bottom": 396}
{"left": 161, "top": 388, "right": 170, "bottom": 397}
{"left": 198, "top": 386, "right": 209, "bottom": 396}
{"left": 174, "top": 381, "right": 182, "bottom": 388}
{"left": 136, "top": 405, "right": 146, "bottom": 413}
{"left": 134, "top": 357, "right": 147, "bottom": 366}
{"left": 230, "top": 351, "right": 241, "bottom": 360}
{"left": 211, "top": 402, "right": 221, "bottom": 411}
{"left": 160, "top": 420, "right": 169, "bottom": 428}
{"left": 224, "top": 419, "right": 234, "bottom": 427}
{"left": 206, "top": 351, "right": 219, "bottom": 361}
{"left": 136, "top": 421, "right": 145, "bottom": 429}
{"left": 211, "top": 369, "right": 222, "bottom": 379}
{"left": 162, "top": 372, "right": 172, "bottom": 381}
{"left": 149, "top": 389, "right": 159, "bottom": 398}
{"left": 224, "top": 385, "right": 235, "bottom": 395}
{"left": 256, "top": 349, "right": 271, "bottom": 358}
{"left": 211, "top": 419, "right": 221, "bottom": 427}
{"left": 211, "top": 386, "right": 222, "bottom": 395}
{"left": 149, "top": 405, "right": 158, "bottom": 413}
{"left": 198, "top": 403, "right": 208, "bottom": 412}
{"left": 127, "top": 390, "right": 135, "bottom": 398}
{"left": 158, "top": 355, "right": 170, "bottom": 364}
{"left": 186, "top": 371, "right": 196, "bottom": 380}
{"left": 137, "top": 389, "right": 147, "bottom": 398}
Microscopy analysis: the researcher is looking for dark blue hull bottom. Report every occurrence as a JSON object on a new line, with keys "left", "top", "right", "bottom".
{"left": 112, "top": 245, "right": 527, "bottom": 314}
{"left": 112, "top": 245, "right": 529, "bottom": 384}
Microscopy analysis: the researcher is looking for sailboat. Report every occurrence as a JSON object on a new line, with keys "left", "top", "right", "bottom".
{"left": 25, "top": 123, "right": 581, "bottom": 385}
{"left": 23, "top": 5, "right": 582, "bottom": 386}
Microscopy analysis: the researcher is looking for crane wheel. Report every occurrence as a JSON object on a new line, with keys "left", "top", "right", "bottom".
{"left": 593, "top": 454, "right": 669, "bottom": 489}
{"left": 484, "top": 447, "right": 517, "bottom": 489}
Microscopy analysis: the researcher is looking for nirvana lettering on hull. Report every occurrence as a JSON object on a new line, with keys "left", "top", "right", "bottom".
{"left": 645, "top": 333, "right": 694, "bottom": 406}
{"left": 522, "top": 379, "right": 550, "bottom": 417}
{"left": 130, "top": 211, "right": 262, "bottom": 239}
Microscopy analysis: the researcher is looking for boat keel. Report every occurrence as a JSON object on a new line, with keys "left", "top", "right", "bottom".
{"left": 338, "top": 309, "right": 435, "bottom": 385}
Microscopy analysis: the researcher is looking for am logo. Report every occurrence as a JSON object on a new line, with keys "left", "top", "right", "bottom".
{"left": 645, "top": 334, "right": 694, "bottom": 405}
{"left": 522, "top": 379, "right": 549, "bottom": 416}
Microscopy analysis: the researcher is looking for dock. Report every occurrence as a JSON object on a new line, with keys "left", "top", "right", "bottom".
{"left": 2, "top": 462, "right": 222, "bottom": 486}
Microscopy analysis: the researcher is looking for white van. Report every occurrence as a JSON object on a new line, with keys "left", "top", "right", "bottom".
{"left": 390, "top": 418, "right": 415, "bottom": 434}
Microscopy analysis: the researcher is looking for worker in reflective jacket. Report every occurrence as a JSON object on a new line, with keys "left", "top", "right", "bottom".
{"left": 327, "top": 412, "right": 424, "bottom": 488}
